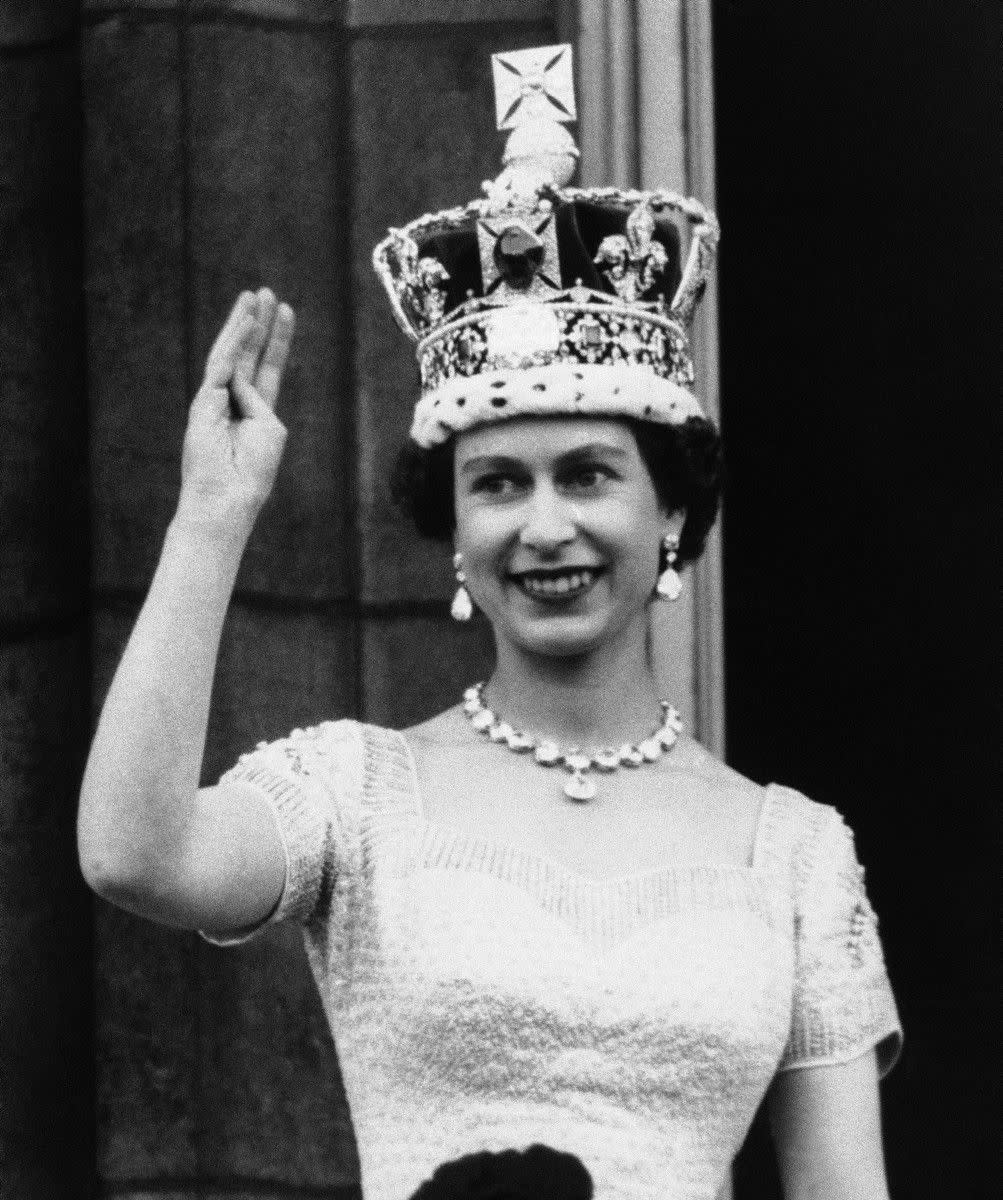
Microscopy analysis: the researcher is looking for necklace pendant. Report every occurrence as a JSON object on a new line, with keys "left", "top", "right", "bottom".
{"left": 563, "top": 770, "right": 597, "bottom": 802}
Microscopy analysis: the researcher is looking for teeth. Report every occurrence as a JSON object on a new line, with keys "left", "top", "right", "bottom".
{"left": 519, "top": 569, "right": 596, "bottom": 596}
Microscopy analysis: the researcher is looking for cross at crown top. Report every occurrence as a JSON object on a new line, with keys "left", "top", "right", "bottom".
{"left": 491, "top": 44, "right": 577, "bottom": 131}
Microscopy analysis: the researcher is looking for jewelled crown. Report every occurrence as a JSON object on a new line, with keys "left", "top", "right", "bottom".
{"left": 372, "top": 44, "right": 719, "bottom": 448}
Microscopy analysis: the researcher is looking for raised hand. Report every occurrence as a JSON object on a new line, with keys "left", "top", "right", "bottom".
{"left": 180, "top": 288, "right": 296, "bottom": 525}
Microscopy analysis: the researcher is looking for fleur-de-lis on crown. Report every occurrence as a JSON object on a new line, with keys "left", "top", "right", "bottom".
{"left": 384, "top": 230, "right": 450, "bottom": 335}
{"left": 593, "top": 200, "right": 669, "bottom": 303}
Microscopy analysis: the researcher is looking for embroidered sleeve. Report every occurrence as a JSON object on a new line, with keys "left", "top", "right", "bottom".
{"left": 199, "top": 720, "right": 360, "bottom": 947}
{"left": 778, "top": 809, "right": 903, "bottom": 1078}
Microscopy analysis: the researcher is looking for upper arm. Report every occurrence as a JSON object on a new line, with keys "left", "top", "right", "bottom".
{"left": 94, "top": 781, "right": 288, "bottom": 936}
{"left": 179, "top": 782, "right": 289, "bottom": 935}
{"left": 767, "top": 1049, "right": 891, "bottom": 1200}
{"left": 93, "top": 722, "right": 357, "bottom": 944}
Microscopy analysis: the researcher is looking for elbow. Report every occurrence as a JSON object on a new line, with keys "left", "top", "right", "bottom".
{"left": 76, "top": 806, "right": 128, "bottom": 900}
{"left": 76, "top": 787, "right": 162, "bottom": 903}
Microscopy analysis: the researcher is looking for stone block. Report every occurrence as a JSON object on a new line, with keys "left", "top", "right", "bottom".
{"left": 82, "top": 19, "right": 189, "bottom": 596}
{"left": 89, "top": 601, "right": 198, "bottom": 1184}
{"left": 189, "top": 0, "right": 339, "bottom": 19}
{"left": 346, "top": 0, "right": 550, "bottom": 25}
{"left": 89, "top": 602, "right": 358, "bottom": 1180}
{"left": 186, "top": 24, "right": 353, "bottom": 602}
{"left": 0, "top": 0, "right": 76, "bottom": 45}
{"left": 83, "top": 1, "right": 176, "bottom": 13}
{"left": 0, "top": 635, "right": 92, "bottom": 1194}
{"left": 89, "top": 591, "right": 195, "bottom": 1183}
{"left": 94, "top": 901, "right": 199, "bottom": 1182}
{"left": 360, "top": 614, "right": 494, "bottom": 728}
{"left": 108, "top": 1190, "right": 358, "bottom": 1200}
{"left": 349, "top": 27, "right": 551, "bottom": 605}
{"left": 198, "top": 921, "right": 358, "bottom": 1186}
{"left": 205, "top": 603, "right": 358, "bottom": 782}
{"left": 91, "top": 599, "right": 357, "bottom": 785}
{"left": 0, "top": 48, "right": 88, "bottom": 626}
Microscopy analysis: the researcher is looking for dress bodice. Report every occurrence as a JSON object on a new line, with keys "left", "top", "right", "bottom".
{"left": 201, "top": 719, "right": 902, "bottom": 1200}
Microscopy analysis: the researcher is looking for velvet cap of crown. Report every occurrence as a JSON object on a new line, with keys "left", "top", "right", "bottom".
{"left": 372, "top": 44, "right": 719, "bottom": 449}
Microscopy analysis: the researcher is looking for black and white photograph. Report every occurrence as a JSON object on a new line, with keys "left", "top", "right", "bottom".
{"left": 1, "top": 2, "right": 996, "bottom": 1198}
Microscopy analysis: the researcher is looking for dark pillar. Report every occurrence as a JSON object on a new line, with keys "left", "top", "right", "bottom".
{"left": 0, "top": 2, "right": 93, "bottom": 1197}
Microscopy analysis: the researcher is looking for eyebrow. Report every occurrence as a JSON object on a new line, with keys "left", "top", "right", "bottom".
{"left": 459, "top": 443, "right": 630, "bottom": 476}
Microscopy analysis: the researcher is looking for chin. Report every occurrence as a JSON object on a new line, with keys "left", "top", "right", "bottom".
{"left": 498, "top": 607, "right": 628, "bottom": 660}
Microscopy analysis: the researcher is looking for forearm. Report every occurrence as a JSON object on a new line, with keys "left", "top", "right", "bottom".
{"left": 78, "top": 500, "right": 253, "bottom": 893}
{"left": 769, "top": 1057, "right": 891, "bottom": 1200}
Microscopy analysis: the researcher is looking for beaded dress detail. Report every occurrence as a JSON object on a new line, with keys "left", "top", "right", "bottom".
{"left": 201, "top": 721, "right": 902, "bottom": 1200}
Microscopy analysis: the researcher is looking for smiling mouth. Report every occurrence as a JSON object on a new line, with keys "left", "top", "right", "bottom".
{"left": 509, "top": 567, "right": 604, "bottom": 602}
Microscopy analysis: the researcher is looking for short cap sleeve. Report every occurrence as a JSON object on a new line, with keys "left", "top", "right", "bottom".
{"left": 778, "top": 806, "right": 903, "bottom": 1078}
{"left": 199, "top": 720, "right": 361, "bottom": 947}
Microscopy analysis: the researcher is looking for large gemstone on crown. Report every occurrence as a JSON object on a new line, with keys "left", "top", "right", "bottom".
{"left": 494, "top": 222, "right": 546, "bottom": 289}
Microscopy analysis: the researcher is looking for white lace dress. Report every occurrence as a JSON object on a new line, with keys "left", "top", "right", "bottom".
{"left": 201, "top": 719, "right": 903, "bottom": 1200}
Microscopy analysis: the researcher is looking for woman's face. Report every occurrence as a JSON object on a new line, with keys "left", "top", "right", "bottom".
{"left": 453, "top": 416, "right": 682, "bottom": 660}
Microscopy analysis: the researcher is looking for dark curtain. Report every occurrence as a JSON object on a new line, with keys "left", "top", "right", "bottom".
{"left": 714, "top": 2, "right": 999, "bottom": 1196}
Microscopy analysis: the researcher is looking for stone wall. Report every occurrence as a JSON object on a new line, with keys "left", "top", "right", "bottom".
{"left": 2, "top": 2, "right": 717, "bottom": 1195}
{"left": 82, "top": 4, "right": 552, "bottom": 1198}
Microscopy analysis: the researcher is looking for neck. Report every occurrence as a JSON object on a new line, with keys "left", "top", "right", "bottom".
{"left": 485, "top": 619, "right": 669, "bottom": 749}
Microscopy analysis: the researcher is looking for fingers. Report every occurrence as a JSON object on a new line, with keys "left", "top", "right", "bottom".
{"left": 229, "top": 372, "right": 274, "bottom": 423}
{"left": 204, "top": 291, "right": 256, "bottom": 388}
{"left": 253, "top": 302, "right": 296, "bottom": 410}
{"left": 197, "top": 289, "right": 294, "bottom": 423}
{"left": 188, "top": 383, "right": 231, "bottom": 427}
{"left": 234, "top": 287, "right": 278, "bottom": 388}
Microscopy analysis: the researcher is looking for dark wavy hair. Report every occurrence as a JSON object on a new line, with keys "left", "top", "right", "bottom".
{"left": 390, "top": 415, "right": 724, "bottom": 567}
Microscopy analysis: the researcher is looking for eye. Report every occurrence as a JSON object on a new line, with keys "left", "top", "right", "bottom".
{"left": 470, "top": 471, "right": 523, "bottom": 497}
{"left": 562, "top": 464, "right": 617, "bottom": 491}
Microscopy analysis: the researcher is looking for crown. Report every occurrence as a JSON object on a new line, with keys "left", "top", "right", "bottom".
{"left": 372, "top": 44, "right": 719, "bottom": 448}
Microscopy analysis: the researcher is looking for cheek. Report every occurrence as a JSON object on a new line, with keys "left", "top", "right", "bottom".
{"left": 454, "top": 504, "right": 512, "bottom": 567}
{"left": 591, "top": 500, "right": 660, "bottom": 558}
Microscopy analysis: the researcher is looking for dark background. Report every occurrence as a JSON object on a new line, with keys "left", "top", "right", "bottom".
{"left": 714, "top": 1, "right": 999, "bottom": 1194}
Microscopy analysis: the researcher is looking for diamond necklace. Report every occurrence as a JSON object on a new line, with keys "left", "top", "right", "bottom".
{"left": 461, "top": 682, "right": 683, "bottom": 802}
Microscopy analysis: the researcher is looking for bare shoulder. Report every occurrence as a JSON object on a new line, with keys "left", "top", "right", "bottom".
{"left": 403, "top": 705, "right": 470, "bottom": 748}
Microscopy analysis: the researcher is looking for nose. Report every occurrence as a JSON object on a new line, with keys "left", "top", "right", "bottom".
{"left": 518, "top": 486, "right": 577, "bottom": 554}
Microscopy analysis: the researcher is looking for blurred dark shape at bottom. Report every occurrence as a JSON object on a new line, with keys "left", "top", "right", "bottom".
{"left": 407, "top": 1143, "right": 594, "bottom": 1200}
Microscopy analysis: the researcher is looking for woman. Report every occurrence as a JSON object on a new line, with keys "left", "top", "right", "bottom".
{"left": 77, "top": 44, "right": 901, "bottom": 1200}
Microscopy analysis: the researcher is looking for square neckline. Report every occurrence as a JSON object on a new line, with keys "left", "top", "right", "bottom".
{"left": 393, "top": 727, "right": 779, "bottom": 888}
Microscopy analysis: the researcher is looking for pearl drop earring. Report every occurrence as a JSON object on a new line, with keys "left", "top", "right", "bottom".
{"left": 656, "top": 534, "right": 682, "bottom": 600}
{"left": 451, "top": 551, "right": 473, "bottom": 621}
